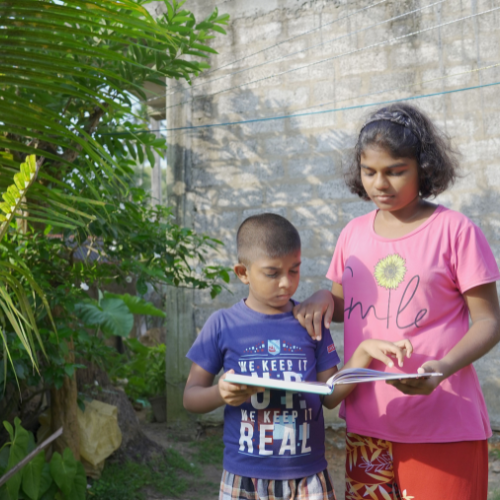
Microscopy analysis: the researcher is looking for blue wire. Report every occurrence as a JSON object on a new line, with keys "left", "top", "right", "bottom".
{"left": 166, "top": 80, "right": 500, "bottom": 132}
{"left": 101, "top": 80, "right": 500, "bottom": 136}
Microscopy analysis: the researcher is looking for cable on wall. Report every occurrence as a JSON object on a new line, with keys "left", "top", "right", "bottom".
{"left": 103, "top": 61, "right": 500, "bottom": 136}
{"left": 165, "top": 80, "right": 500, "bottom": 132}
{"left": 168, "top": 0, "right": 445, "bottom": 97}
{"left": 179, "top": 0, "right": 390, "bottom": 80}
{"left": 167, "top": 5, "right": 500, "bottom": 111}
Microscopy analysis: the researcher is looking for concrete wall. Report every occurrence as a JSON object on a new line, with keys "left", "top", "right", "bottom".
{"left": 163, "top": 0, "right": 500, "bottom": 429}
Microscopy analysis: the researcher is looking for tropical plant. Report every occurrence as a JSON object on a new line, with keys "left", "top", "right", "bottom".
{"left": 0, "top": 0, "right": 230, "bottom": 455}
{"left": 0, "top": 418, "right": 86, "bottom": 500}
{"left": 107, "top": 339, "right": 166, "bottom": 400}
{"left": 0, "top": 0, "right": 230, "bottom": 347}
{"left": 0, "top": 156, "right": 55, "bottom": 382}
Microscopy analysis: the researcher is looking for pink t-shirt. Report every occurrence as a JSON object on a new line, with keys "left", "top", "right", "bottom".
{"left": 326, "top": 205, "right": 500, "bottom": 443}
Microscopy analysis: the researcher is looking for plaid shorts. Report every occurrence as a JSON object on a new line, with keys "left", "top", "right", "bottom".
{"left": 219, "top": 469, "right": 337, "bottom": 500}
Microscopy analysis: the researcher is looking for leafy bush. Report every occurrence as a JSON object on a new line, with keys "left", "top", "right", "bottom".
{"left": 0, "top": 418, "right": 86, "bottom": 500}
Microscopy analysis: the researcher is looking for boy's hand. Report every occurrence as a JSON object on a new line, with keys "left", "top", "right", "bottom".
{"left": 293, "top": 290, "right": 335, "bottom": 341}
{"left": 218, "top": 370, "right": 265, "bottom": 407}
{"left": 359, "top": 339, "right": 413, "bottom": 367}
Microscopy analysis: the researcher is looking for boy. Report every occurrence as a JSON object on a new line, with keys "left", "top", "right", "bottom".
{"left": 184, "top": 213, "right": 411, "bottom": 500}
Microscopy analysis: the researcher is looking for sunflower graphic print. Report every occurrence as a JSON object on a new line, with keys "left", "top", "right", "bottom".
{"left": 374, "top": 254, "right": 407, "bottom": 328}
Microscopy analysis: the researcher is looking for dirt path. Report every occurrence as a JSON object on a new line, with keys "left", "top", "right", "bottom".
{"left": 141, "top": 422, "right": 500, "bottom": 500}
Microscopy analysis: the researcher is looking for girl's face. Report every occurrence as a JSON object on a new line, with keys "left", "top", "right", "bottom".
{"left": 360, "top": 145, "right": 420, "bottom": 212}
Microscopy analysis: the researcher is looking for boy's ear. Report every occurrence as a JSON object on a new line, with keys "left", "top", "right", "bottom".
{"left": 233, "top": 263, "right": 250, "bottom": 284}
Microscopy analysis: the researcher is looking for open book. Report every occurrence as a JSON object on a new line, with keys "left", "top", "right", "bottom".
{"left": 225, "top": 368, "right": 442, "bottom": 396}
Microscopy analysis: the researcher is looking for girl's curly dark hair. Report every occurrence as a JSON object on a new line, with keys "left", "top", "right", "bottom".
{"left": 345, "top": 103, "right": 459, "bottom": 200}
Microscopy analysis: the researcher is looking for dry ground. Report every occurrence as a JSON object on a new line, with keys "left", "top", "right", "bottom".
{"left": 141, "top": 422, "right": 500, "bottom": 500}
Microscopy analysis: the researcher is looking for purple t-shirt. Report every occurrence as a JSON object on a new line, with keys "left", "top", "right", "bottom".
{"left": 186, "top": 299, "right": 340, "bottom": 480}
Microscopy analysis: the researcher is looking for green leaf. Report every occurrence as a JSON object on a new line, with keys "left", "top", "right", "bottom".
{"left": 65, "top": 461, "right": 86, "bottom": 500}
{"left": 74, "top": 299, "right": 134, "bottom": 337}
{"left": 21, "top": 450, "right": 45, "bottom": 500}
{"left": 136, "top": 279, "right": 148, "bottom": 296}
{"left": 38, "top": 463, "right": 53, "bottom": 499}
{"left": 125, "top": 338, "right": 150, "bottom": 356}
{"left": 6, "top": 418, "right": 30, "bottom": 500}
{"left": 49, "top": 449, "right": 77, "bottom": 497}
{"left": 0, "top": 446, "right": 10, "bottom": 476}
{"left": 104, "top": 293, "right": 165, "bottom": 317}
{"left": 0, "top": 485, "right": 11, "bottom": 500}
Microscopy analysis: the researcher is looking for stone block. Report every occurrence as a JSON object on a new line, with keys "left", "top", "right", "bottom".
{"left": 266, "top": 182, "right": 314, "bottom": 206}
{"left": 191, "top": 164, "right": 233, "bottom": 188}
{"left": 368, "top": 71, "right": 415, "bottom": 94}
{"left": 237, "top": 21, "right": 282, "bottom": 45}
{"left": 217, "top": 186, "right": 264, "bottom": 208}
{"left": 313, "top": 80, "right": 336, "bottom": 103}
{"left": 287, "top": 112, "right": 340, "bottom": 132}
{"left": 187, "top": 188, "right": 218, "bottom": 212}
{"left": 249, "top": 159, "right": 286, "bottom": 181}
{"left": 485, "top": 164, "right": 500, "bottom": 187}
{"left": 194, "top": 210, "right": 239, "bottom": 234}
{"left": 444, "top": 64, "right": 476, "bottom": 88}
{"left": 340, "top": 200, "right": 374, "bottom": 223}
{"left": 290, "top": 203, "right": 341, "bottom": 228}
{"left": 477, "top": 11, "right": 500, "bottom": 33}
{"left": 288, "top": 154, "right": 340, "bottom": 178}
{"left": 220, "top": 140, "right": 260, "bottom": 161}
{"left": 226, "top": 90, "right": 262, "bottom": 116}
{"left": 264, "top": 86, "right": 309, "bottom": 109}
{"left": 315, "top": 130, "right": 353, "bottom": 152}
{"left": 300, "top": 256, "right": 332, "bottom": 278}
{"left": 263, "top": 135, "right": 311, "bottom": 156}
{"left": 315, "top": 227, "right": 339, "bottom": 252}
{"left": 444, "top": 38, "right": 477, "bottom": 64}
{"left": 317, "top": 178, "right": 357, "bottom": 200}
{"left": 339, "top": 49, "right": 388, "bottom": 76}
{"left": 240, "top": 118, "right": 286, "bottom": 135}
{"left": 287, "top": 14, "right": 318, "bottom": 38}
{"left": 298, "top": 228, "right": 315, "bottom": 249}
{"left": 242, "top": 206, "right": 287, "bottom": 220}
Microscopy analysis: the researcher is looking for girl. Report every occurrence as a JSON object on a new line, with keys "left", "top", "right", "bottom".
{"left": 294, "top": 103, "right": 500, "bottom": 500}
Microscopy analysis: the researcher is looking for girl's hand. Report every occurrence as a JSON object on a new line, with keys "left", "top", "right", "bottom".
{"left": 359, "top": 339, "right": 413, "bottom": 368}
{"left": 293, "top": 290, "right": 335, "bottom": 341}
{"left": 218, "top": 369, "right": 264, "bottom": 407}
{"left": 386, "top": 360, "right": 446, "bottom": 395}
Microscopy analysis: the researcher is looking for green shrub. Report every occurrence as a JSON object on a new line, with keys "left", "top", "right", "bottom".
{"left": 0, "top": 418, "right": 86, "bottom": 500}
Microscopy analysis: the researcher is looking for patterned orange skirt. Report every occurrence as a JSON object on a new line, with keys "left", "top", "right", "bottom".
{"left": 345, "top": 433, "right": 488, "bottom": 500}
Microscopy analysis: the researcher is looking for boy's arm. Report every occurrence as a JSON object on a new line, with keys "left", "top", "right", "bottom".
{"left": 183, "top": 362, "right": 264, "bottom": 413}
{"left": 318, "top": 339, "right": 413, "bottom": 409}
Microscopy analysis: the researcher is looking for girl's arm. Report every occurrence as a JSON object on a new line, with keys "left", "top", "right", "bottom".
{"left": 183, "top": 363, "right": 263, "bottom": 413}
{"left": 388, "top": 282, "right": 500, "bottom": 396}
{"left": 318, "top": 339, "right": 413, "bottom": 409}
{"left": 293, "top": 282, "right": 344, "bottom": 341}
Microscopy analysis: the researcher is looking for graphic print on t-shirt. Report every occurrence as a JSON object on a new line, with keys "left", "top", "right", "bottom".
{"left": 375, "top": 253, "right": 407, "bottom": 329}
{"left": 344, "top": 252, "right": 428, "bottom": 330}
{"left": 237, "top": 339, "right": 316, "bottom": 459}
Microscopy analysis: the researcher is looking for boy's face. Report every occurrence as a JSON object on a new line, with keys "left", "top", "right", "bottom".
{"left": 234, "top": 250, "right": 301, "bottom": 315}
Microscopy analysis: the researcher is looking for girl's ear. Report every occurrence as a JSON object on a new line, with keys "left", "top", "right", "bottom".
{"left": 233, "top": 263, "right": 250, "bottom": 284}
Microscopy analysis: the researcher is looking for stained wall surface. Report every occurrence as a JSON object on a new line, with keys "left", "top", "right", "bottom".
{"left": 162, "top": 0, "right": 500, "bottom": 429}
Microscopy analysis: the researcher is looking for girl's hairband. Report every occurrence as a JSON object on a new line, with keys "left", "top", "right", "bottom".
{"left": 361, "top": 111, "right": 419, "bottom": 139}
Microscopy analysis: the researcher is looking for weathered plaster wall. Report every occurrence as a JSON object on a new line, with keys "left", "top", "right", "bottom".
{"left": 163, "top": 0, "right": 500, "bottom": 429}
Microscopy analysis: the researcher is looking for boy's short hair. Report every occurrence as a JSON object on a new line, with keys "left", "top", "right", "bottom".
{"left": 237, "top": 213, "right": 301, "bottom": 266}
